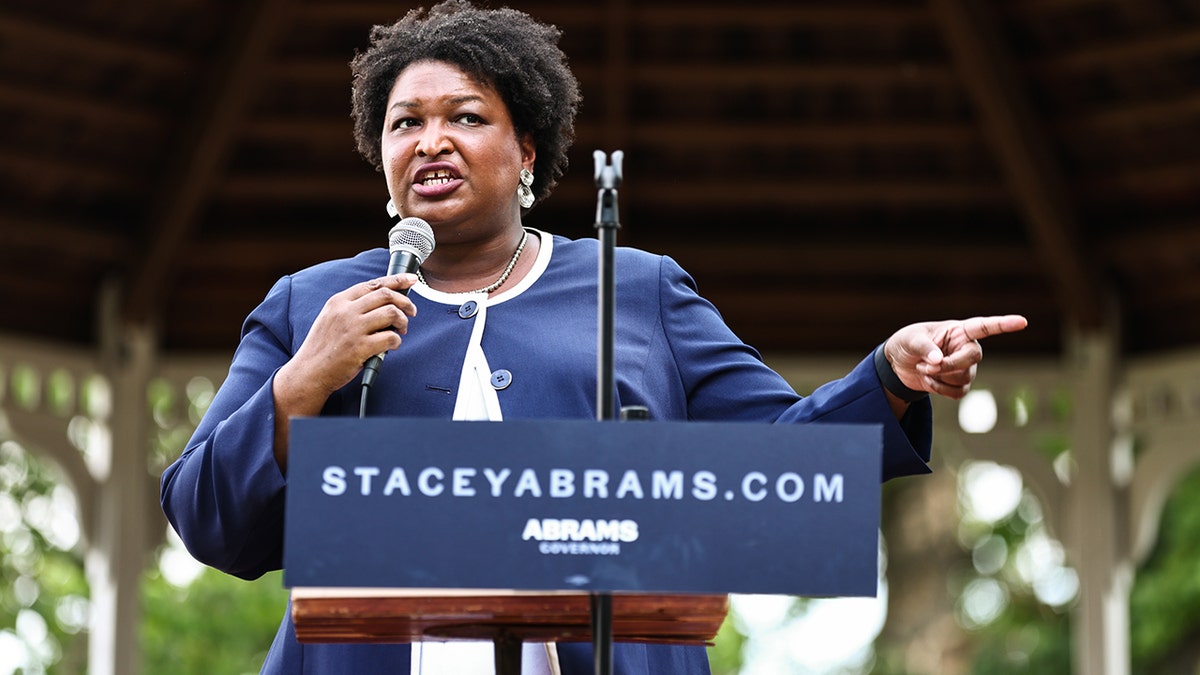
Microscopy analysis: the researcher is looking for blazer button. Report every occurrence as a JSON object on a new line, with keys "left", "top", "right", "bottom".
{"left": 490, "top": 369, "right": 513, "bottom": 390}
{"left": 458, "top": 300, "right": 479, "bottom": 319}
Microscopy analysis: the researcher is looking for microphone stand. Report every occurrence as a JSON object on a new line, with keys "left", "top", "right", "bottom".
{"left": 591, "top": 149, "right": 623, "bottom": 675}
{"left": 594, "top": 149, "right": 622, "bottom": 424}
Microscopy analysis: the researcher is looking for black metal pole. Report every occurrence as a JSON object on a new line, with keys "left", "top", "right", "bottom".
{"left": 594, "top": 150, "right": 622, "bottom": 424}
{"left": 590, "top": 592, "right": 613, "bottom": 675}
{"left": 493, "top": 631, "right": 522, "bottom": 675}
{"left": 591, "top": 149, "right": 623, "bottom": 675}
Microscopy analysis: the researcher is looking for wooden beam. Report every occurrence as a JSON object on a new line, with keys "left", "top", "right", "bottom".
{"left": 930, "top": 0, "right": 1102, "bottom": 328}
{"left": 1100, "top": 220, "right": 1200, "bottom": 270}
{"left": 121, "top": 0, "right": 290, "bottom": 324}
{"left": 292, "top": 3, "right": 928, "bottom": 28}
{"left": 0, "top": 13, "right": 185, "bottom": 71}
{"left": 609, "top": 179, "right": 1007, "bottom": 208}
{"left": 266, "top": 61, "right": 958, "bottom": 89}
{"left": 0, "top": 276, "right": 80, "bottom": 306}
{"left": 1087, "top": 161, "right": 1200, "bottom": 196}
{"left": 627, "top": 122, "right": 980, "bottom": 147}
{"left": 243, "top": 117, "right": 981, "bottom": 148}
{"left": 631, "top": 6, "right": 929, "bottom": 27}
{"left": 705, "top": 286, "right": 1057, "bottom": 322}
{"left": 1039, "top": 26, "right": 1200, "bottom": 75}
{"left": 217, "top": 173, "right": 1007, "bottom": 207}
{"left": 0, "top": 215, "right": 129, "bottom": 261}
{"left": 634, "top": 63, "right": 957, "bottom": 88}
{"left": 0, "top": 80, "right": 162, "bottom": 131}
{"left": 1068, "top": 91, "right": 1200, "bottom": 132}
{"left": 0, "top": 149, "right": 141, "bottom": 193}
{"left": 1007, "top": 0, "right": 1118, "bottom": 13}
{"left": 180, "top": 236, "right": 1038, "bottom": 278}
{"left": 601, "top": 0, "right": 631, "bottom": 153}
{"left": 661, "top": 242, "right": 1039, "bottom": 278}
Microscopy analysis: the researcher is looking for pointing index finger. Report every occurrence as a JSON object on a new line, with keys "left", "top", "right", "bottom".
{"left": 961, "top": 314, "right": 1029, "bottom": 341}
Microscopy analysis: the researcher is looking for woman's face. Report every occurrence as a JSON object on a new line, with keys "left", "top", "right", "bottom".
{"left": 380, "top": 60, "right": 535, "bottom": 238}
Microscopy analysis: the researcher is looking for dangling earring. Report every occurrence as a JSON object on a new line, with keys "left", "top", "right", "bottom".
{"left": 517, "top": 168, "right": 535, "bottom": 209}
{"left": 386, "top": 199, "right": 399, "bottom": 219}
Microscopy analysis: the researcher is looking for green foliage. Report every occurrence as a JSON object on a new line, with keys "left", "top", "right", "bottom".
{"left": 1130, "top": 467, "right": 1200, "bottom": 672}
{"left": 950, "top": 458, "right": 1200, "bottom": 675}
{"left": 975, "top": 520, "right": 1072, "bottom": 671}
{"left": 9, "top": 360, "right": 1200, "bottom": 675}
{"left": 967, "top": 594, "right": 1072, "bottom": 675}
{"left": 0, "top": 441, "right": 89, "bottom": 674}
{"left": 708, "top": 604, "right": 747, "bottom": 675}
{"left": 1, "top": 362, "right": 295, "bottom": 675}
{"left": 140, "top": 567, "right": 290, "bottom": 675}
{"left": 943, "top": 460, "right": 1075, "bottom": 675}
{"left": 139, "top": 373, "right": 290, "bottom": 675}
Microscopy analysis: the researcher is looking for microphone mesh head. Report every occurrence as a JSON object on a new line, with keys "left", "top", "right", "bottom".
{"left": 388, "top": 217, "right": 435, "bottom": 263}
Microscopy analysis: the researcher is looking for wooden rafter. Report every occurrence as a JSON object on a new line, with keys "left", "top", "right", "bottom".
{"left": 291, "top": 3, "right": 929, "bottom": 28}
{"left": 1071, "top": 91, "right": 1200, "bottom": 131}
{"left": 1040, "top": 26, "right": 1200, "bottom": 74}
{"left": 0, "top": 13, "right": 184, "bottom": 71}
{"left": 240, "top": 118, "right": 982, "bottom": 148}
{"left": 216, "top": 174, "right": 1006, "bottom": 208}
{"left": 2, "top": 0, "right": 1198, "bottom": 358}
{"left": 930, "top": 0, "right": 1102, "bottom": 328}
{"left": 264, "top": 61, "right": 957, "bottom": 88}
{"left": 0, "top": 80, "right": 162, "bottom": 131}
{"left": 121, "top": 0, "right": 290, "bottom": 324}
{"left": 601, "top": 0, "right": 631, "bottom": 153}
{"left": 0, "top": 215, "right": 129, "bottom": 261}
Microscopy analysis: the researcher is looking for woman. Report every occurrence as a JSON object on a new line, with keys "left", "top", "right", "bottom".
{"left": 160, "top": 1, "right": 1027, "bottom": 673}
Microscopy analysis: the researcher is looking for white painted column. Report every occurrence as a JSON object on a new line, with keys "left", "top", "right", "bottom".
{"left": 87, "top": 320, "right": 155, "bottom": 675}
{"left": 1066, "top": 329, "right": 1130, "bottom": 675}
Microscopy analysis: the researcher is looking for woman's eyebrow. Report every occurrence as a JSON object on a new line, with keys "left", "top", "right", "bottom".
{"left": 391, "top": 94, "right": 486, "bottom": 110}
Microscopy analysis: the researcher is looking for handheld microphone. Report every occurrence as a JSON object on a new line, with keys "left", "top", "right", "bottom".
{"left": 360, "top": 217, "right": 435, "bottom": 391}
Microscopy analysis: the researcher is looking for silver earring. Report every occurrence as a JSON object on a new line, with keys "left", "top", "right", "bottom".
{"left": 386, "top": 199, "right": 399, "bottom": 219}
{"left": 517, "top": 168, "right": 535, "bottom": 209}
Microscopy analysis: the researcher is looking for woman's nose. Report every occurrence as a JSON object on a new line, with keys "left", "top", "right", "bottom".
{"left": 415, "top": 122, "right": 452, "bottom": 157}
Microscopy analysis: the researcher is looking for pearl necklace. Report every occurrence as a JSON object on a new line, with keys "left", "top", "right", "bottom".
{"left": 416, "top": 230, "right": 530, "bottom": 295}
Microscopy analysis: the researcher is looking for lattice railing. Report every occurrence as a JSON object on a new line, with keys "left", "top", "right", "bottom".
{"left": 0, "top": 334, "right": 230, "bottom": 545}
{"left": 770, "top": 347, "right": 1200, "bottom": 564}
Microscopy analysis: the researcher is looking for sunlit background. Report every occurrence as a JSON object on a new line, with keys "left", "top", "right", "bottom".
{"left": 1, "top": 379, "right": 1110, "bottom": 674}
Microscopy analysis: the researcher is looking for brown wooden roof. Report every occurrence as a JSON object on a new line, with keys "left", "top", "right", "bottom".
{"left": 2, "top": 0, "right": 1198, "bottom": 358}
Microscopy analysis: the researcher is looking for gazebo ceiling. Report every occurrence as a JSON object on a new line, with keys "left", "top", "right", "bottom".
{"left": 1, "top": 0, "right": 1198, "bottom": 358}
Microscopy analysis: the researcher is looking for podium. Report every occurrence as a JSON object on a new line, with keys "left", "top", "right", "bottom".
{"left": 291, "top": 587, "right": 729, "bottom": 673}
{"left": 284, "top": 417, "right": 882, "bottom": 673}
{"left": 290, "top": 588, "right": 729, "bottom": 644}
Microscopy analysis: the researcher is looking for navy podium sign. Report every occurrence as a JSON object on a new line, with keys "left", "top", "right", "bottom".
{"left": 284, "top": 418, "right": 881, "bottom": 597}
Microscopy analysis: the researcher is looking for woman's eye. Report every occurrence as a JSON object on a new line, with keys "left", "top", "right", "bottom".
{"left": 457, "top": 113, "right": 484, "bottom": 125}
{"left": 391, "top": 117, "right": 420, "bottom": 130}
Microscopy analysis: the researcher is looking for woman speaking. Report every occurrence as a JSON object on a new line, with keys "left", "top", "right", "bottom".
{"left": 160, "top": 1, "right": 1027, "bottom": 673}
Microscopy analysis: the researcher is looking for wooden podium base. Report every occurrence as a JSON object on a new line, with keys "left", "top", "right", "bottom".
{"left": 291, "top": 588, "right": 729, "bottom": 646}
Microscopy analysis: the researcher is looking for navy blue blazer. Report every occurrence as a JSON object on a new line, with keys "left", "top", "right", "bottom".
{"left": 161, "top": 232, "right": 933, "bottom": 674}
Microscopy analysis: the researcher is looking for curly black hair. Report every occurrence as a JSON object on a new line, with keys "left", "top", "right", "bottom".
{"left": 350, "top": 0, "right": 581, "bottom": 206}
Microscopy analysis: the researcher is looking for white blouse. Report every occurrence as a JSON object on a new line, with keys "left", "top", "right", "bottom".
{"left": 409, "top": 230, "right": 559, "bottom": 675}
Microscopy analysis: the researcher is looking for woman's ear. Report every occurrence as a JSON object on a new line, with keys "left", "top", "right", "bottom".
{"left": 519, "top": 133, "right": 537, "bottom": 171}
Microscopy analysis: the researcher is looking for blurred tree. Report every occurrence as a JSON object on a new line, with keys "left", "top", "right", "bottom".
{"left": 709, "top": 608, "right": 748, "bottom": 675}
{"left": 140, "top": 567, "right": 288, "bottom": 675}
{"left": 922, "top": 460, "right": 1200, "bottom": 675}
{"left": 1128, "top": 467, "right": 1200, "bottom": 674}
{"left": 0, "top": 440, "right": 89, "bottom": 674}
{"left": 874, "top": 468, "right": 973, "bottom": 675}
{"left": 9, "top": 359, "right": 1198, "bottom": 675}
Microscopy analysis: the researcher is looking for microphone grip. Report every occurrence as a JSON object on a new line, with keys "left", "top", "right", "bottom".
{"left": 362, "top": 249, "right": 423, "bottom": 389}
{"left": 388, "top": 250, "right": 422, "bottom": 279}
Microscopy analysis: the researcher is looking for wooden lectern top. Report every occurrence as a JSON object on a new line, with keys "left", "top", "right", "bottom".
{"left": 291, "top": 588, "right": 728, "bottom": 646}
